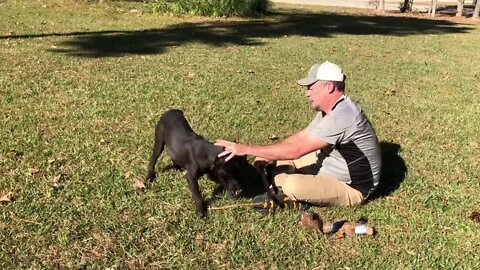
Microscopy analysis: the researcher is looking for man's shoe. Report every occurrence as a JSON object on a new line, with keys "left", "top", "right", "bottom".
{"left": 251, "top": 193, "right": 309, "bottom": 215}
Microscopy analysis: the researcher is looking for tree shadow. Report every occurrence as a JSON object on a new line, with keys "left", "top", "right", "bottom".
{"left": 435, "top": 5, "right": 477, "bottom": 17}
{"left": 368, "top": 141, "right": 407, "bottom": 201}
{"left": 1, "top": 10, "right": 473, "bottom": 57}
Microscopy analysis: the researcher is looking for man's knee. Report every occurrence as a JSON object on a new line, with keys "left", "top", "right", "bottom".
{"left": 273, "top": 160, "right": 296, "bottom": 176}
{"left": 281, "top": 179, "right": 301, "bottom": 198}
{"left": 275, "top": 175, "right": 306, "bottom": 200}
{"left": 273, "top": 172, "right": 288, "bottom": 188}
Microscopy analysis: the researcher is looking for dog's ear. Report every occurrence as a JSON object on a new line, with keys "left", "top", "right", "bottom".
{"left": 210, "top": 156, "right": 226, "bottom": 170}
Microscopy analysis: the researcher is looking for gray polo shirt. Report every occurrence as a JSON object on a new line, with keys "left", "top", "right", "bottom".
{"left": 307, "top": 95, "right": 381, "bottom": 197}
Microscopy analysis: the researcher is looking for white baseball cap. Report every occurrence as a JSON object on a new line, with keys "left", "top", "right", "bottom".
{"left": 296, "top": 61, "right": 345, "bottom": 86}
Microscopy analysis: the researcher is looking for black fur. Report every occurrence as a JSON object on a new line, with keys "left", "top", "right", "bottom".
{"left": 146, "top": 109, "right": 242, "bottom": 218}
{"left": 254, "top": 160, "right": 281, "bottom": 204}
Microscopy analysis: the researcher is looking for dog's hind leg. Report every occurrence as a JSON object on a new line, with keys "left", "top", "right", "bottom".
{"left": 146, "top": 125, "right": 165, "bottom": 182}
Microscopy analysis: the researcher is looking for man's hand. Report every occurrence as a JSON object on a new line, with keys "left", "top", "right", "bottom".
{"left": 254, "top": 156, "right": 273, "bottom": 165}
{"left": 253, "top": 157, "right": 273, "bottom": 174}
{"left": 214, "top": 139, "right": 247, "bottom": 162}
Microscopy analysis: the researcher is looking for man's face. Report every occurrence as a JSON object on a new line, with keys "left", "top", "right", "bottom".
{"left": 306, "top": 80, "right": 329, "bottom": 111}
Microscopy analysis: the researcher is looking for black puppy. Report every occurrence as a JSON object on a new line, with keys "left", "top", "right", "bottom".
{"left": 146, "top": 109, "right": 242, "bottom": 218}
{"left": 254, "top": 160, "right": 281, "bottom": 204}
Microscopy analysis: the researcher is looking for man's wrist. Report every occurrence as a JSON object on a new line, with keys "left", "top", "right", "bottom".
{"left": 239, "top": 144, "right": 250, "bottom": 156}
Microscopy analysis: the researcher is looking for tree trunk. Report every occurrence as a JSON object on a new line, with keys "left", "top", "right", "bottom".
{"left": 400, "top": 0, "right": 410, "bottom": 12}
{"left": 431, "top": 0, "right": 437, "bottom": 18}
{"left": 456, "top": 0, "right": 464, "bottom": 17}
{"left": 473, "top": 0, "right": 480, "bottom": 20}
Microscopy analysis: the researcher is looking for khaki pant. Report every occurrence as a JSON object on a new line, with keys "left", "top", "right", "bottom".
{"left": 273, "top": 151, "right": 364, "bottom": 207}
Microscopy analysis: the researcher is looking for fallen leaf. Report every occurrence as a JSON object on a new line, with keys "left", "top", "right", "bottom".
{"left": 147, "top": 217, "right": 156, "bottom": 222}
{"left": 48, "top": 158, "right": 56, "bottom": 164}
{"left": 124, "top": 171, "right": 133, "bottom": 179}
{"left": 406, "top": 250, "right": 416, "bottom": 256}
{"left": 52, "top": 182, "right": 63, "bottom": 189}
{"left": 387, "top": 195, "right": 400, "bottom": 200}
{"left": 469, "top": 211, "right": 480, "bottom": 222}
{"left": 187, "top": 72, "right": 196, "bottom": 79}
{"left": 269, "top": 134, "right": 279, "bottom": 140}
{"left": 8, "top": 150, "right": 22, "bottom": 158}
{"left": 0, "top": 192, "right": 13, "bottom": 203}
{"left": 53, "top": 174, "right": 61, "bottom": 183}
{"left": 28, "top": 167, "right": 40, "bottom": 174}
{"left": 384, "top": 88, "right": 396, "bottom": 96}
{"left": 134, "top": 179, "right": 145, "bottom": 189}
{"left": 195, "top": 235, "right": 204, "bottom": 242}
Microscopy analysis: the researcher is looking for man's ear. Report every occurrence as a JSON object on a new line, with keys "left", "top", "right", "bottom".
{"left": 327, "top": 81, "right": 336, "bottom": 93}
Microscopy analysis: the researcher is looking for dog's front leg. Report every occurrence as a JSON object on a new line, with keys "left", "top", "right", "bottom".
{"left": 255, "top": 161, "right": 280, "bottom": 204}
{"left": 186, "top": 171, "right": 207, "bottom": 218}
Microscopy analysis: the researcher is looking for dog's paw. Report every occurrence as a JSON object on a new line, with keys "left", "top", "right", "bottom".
{"left": 228, "top": 189, "right": 242, "bottom": 199}
{"left": 145, "top": 171, "right": 156, "bottom": 182}
{"left": 196, "top": 204, "right": 208, "bottom": 219}
{"left": 197, "top": 209, "right": 208, "bottom": 219}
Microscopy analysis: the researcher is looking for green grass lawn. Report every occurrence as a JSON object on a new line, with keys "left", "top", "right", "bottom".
{"left": 1, "top": 0, "right": 479, "bottom": 268}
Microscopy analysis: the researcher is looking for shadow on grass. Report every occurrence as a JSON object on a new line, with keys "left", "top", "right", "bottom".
{"left": 368, "top": 141, "right": 407, "bottom": 201}
{"left": 435, "top": 5, "right": 477, "bottom": 17}
{"left": 236, "top": 158, "right": 267, "bottom": 198}
{"left": 1, "top": 11, "right": 473, "bottom": 57}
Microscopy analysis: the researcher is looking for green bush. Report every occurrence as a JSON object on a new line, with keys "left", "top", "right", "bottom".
{"left": 153, "top": 0, "right": 270, "bottom": 17}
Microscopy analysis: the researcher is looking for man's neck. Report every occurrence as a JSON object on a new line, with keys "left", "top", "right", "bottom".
{"left": 323, "top": 92, "right": 345, "bottom": 114}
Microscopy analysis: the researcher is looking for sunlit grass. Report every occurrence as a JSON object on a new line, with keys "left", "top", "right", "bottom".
{"left": 1, "top": 0, "right": 479, "bottom": 268}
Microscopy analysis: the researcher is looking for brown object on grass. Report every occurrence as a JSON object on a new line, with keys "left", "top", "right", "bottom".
{"left": 299, "top": 212, "right": 323, "bottom": 232}
{"left": 469, "top": 211, "right": 480, "bottom": 222}
{"left": 336, "top": 222, "right": 375, "bottom": 236}
{"left": 0, "top": 192, "right": 13, "bottom": 203}
{"left": 299, "top": 213, "right": 375, "bottom": 237}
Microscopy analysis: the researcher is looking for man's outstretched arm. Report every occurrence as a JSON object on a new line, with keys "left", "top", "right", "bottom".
{"left": 215, "top": 129, "right": 329, "bottom": 161}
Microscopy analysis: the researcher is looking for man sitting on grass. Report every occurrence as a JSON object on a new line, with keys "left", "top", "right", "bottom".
{"left": 215, "top": 61, "right": 382, "bottom": 214}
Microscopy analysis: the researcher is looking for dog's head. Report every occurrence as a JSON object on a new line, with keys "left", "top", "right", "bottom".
{"left": 212, "top": 155, "right": 246, "bottom": 198}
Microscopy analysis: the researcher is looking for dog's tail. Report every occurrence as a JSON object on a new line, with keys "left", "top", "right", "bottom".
{"left": 146, "top": 123, "right": 165, "bottom": 182}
